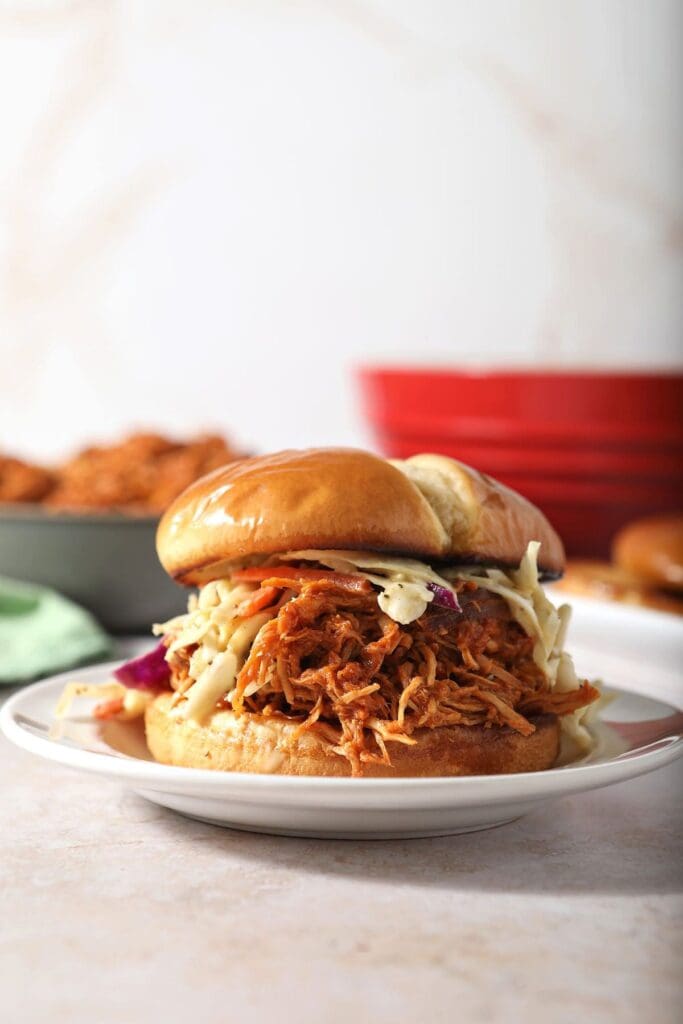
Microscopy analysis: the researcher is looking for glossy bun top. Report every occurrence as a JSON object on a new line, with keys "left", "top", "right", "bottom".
{"left": 156, "top": 447, "right": 565, "bottom": 585}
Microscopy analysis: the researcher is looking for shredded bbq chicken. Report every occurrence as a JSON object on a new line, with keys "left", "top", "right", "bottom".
{"left": 166, "top": 577, "right": 598, "bottom": 776}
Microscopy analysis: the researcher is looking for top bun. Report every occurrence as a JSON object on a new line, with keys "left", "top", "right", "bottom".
{"left": 156, "top": 448, "right": 565, "bottom": 585}
{"left": 613, "top": 515, "right": 683, "bottom": 592}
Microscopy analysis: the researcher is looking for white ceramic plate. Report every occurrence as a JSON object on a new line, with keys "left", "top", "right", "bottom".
{"left": 2, "top": 596, "right": 682, "bottom": 839}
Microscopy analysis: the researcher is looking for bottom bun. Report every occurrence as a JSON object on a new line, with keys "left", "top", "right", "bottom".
{"left": 145, "top": 692, "right": 560, "bottom": 777}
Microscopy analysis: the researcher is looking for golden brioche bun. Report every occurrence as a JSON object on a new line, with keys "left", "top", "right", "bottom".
{"left": 156, "top": 448, "right": 564, "bottom": 584}
{"left": 145, "top": 692, "right": 560, "bottom": 777}
{"left": 613, "top": 515, "right": 683, "bottom": 593}
{"left": 555, "top": 560, "right": 683, "bottom": 615}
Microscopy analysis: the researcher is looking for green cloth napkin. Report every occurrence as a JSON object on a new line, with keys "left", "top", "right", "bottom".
{"left": 0, "top": 576, "right": 113, "bottom": 684}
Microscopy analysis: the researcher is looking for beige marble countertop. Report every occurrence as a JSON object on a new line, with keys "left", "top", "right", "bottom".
{"left": 2, "top": 706, "right": 681, "bottom": 1024}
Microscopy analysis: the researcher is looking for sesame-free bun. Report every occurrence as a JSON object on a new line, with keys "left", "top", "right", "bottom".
{"left": 613, "top": 515, "right": 683, "bottom": 593}
{"left": 145, "top": 692, "right": 560, "bottom": 777}
{"left": 156, "top": 448, "right": 565, "bottom": 585}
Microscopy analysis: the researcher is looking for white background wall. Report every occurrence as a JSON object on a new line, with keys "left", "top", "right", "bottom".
{"left": 1, "top": 0, "right": 681, "bottom": 460}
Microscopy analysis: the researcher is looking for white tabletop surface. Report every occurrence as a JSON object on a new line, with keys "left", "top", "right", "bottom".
{"left": 2, "top": 644, "right": 682, "bottom": 1024}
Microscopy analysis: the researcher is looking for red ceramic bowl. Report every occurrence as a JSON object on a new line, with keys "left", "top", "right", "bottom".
{"left": 357, "top": 367, "right": 683, "bottom": 557}
{"left": 379, "top": 435, "right": 683, "bottom": 481}
{"left": 359, "top": 368, "right": 683, "bottom": 446}
{"left": 524, "top": 500, "right": 673, "bottom": 560}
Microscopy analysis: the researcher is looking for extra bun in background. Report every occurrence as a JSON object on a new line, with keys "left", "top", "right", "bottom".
{"left": 556, "top": 560, "right": 683, "bottom": 616}
{"left": 156, "top": 448, "right": 565, "bottom": 585}
{"left": 556, "top": 515, "right": 683, "bottom": 615}
{"left": 613, "top": 515, "right": 683, "bottom": 593}
{"left": 145, "top": 693, "right": 561, "bottom": 777}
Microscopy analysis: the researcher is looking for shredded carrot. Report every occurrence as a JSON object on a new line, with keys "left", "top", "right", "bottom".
{"left": 232, "top": 565, "right": 370, "bottom": 591}
{"left": 236, "top": 585, "right": 280, "bottom": 618}
{"left": 93, "top": 696, "right": 125, "bottom": 720}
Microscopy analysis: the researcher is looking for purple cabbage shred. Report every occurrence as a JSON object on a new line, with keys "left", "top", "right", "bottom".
{"left": 113, "top": 641, "right": 170, "bottom": 691}
{"left": 426, "top": 582, "right": 461, "bottom": 613}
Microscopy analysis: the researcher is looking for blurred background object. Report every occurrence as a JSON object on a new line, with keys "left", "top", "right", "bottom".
{"left": 555, "top": 515, "right": 683, "bottom": 615}
{"left": 614, "top": 515, "right": 683, "bottom": 591}
{"left": 0, "top": 431, "right": 241, "bottom": 630}
{"left": 0, "top": 574, "right": 112, "bottom": 682}
{"left": 1, "top": 1, "right": 681, "bottom": 457}
{"left": 0, "top": 431, "right": 241, "bottom": 514}
{"left": 0, "top": 1, "right": 682, "bottom": 622}
{"left": 0, "top": 497, "right": 184, "bottom": 630}
{"left": 0, "top": 504, "right": 182, "bottom": 632}
{"left": 358, "top": 368, "right": 683, "bottom": 557}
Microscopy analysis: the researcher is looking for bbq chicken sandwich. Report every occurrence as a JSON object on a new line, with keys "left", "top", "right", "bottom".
{"left": 60, "top": 448, "right": 600, "bottom": 776}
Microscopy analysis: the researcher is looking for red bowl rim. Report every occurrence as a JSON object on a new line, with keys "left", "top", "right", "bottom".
{"left": 358, "top": 364, "right": 683, "bottom": 385}
{"left": 358, "top": 366, "right": 683, "bottom": 443}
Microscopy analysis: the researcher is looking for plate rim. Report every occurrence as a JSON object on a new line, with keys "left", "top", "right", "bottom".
{"left": 2, "top": 664, "right": 682, "bottom": 797}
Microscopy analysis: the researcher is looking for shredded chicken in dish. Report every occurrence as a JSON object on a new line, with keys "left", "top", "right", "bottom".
{"left": 161, "top": 564, "right": 599, "bottom": 776}
{"left": 1, "top": 432, "right": 242, "bottom": 513}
